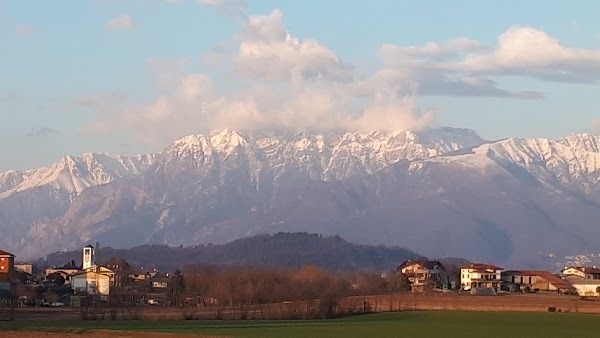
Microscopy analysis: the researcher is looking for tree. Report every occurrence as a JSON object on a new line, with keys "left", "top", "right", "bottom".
{"left": 103, "top": 257, "right": 132, "bottom": 272}
{"left": 394, "top": 272, "right": 411, "bottom": 292}
{"left": 169, "top": 270, "right": 185, "bottom": 306}
{"left": 439, "top": 264, "right": 460, "bottom": 289}
{"left": 46, "top": 272, "right": 65, "bottom": 286}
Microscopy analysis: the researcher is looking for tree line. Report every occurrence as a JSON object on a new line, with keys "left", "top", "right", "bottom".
{"left": 175, "top": 264, "right": 411, "bottom": 319}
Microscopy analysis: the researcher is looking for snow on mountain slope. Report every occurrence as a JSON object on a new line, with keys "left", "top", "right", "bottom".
{"left": 475, "top": 134, "right": 600, "bottom": 196}
{"left": 161, "top": 127, "right": 486, "bottom": 182}
{"left": 0, "top": 153, "right": 157, "bottom": 199}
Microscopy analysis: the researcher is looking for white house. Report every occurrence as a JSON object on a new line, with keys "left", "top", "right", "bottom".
{"left": 460, "top": 263, "right": 503, "bottom": 293}
{"left": 71, "top": 269, "right": 113, "bottom": 296}
{"left": 570, "top": 280, "right": 600, "bottom": 297}
{"left": 70, "top": 245, "right": 115, "bottom": 296}
{"left": 562, "top": 267, "right": 600, "bottom": 281}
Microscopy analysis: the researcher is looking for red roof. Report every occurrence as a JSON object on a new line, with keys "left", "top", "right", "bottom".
{"left": 570, "top": 267, "right": 600, "bottom": 274}
{"left": 503, "top": 270, "right": 553, "bottom": 276}
{"left": 460, "top": 263, "right": 503, "bottom": 271}
{"left": 0, "top": 249, "right": 14, "bottom": 257}
{"left": 540, "top": 274, "right": 575, "bottom": 290}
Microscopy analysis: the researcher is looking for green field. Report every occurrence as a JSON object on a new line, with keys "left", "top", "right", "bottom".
{"left": 1, "top": 311, "right": 600, "bottom": 337}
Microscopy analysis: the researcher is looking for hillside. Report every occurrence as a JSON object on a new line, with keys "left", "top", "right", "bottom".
{"left": 44, "top": 232, "right": 421, "bottom": 272}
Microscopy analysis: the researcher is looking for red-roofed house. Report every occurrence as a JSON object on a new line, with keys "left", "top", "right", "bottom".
{"left": 562, "top": 267, "right": 600, "bottom": 281}
{"left": 562, "top": 267, "right": 600, "bottom": 296}
{"left": 460, "top": 263, "right": 502, "bottom": 293}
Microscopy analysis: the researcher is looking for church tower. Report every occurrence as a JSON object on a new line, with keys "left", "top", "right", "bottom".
{"left": 83, "top": 244, "right": 95, "bottom": 269}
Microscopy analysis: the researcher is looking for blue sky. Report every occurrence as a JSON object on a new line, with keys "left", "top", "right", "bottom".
{"left": 1, "top": 0, "right": 600, "bottom": 171}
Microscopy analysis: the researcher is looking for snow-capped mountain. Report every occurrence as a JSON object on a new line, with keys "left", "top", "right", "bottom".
{"left": 428, "top": 133, "right": 600, "bottom": 199}
{"left": 0, "top": 153, "right": 157, "bottom": 198}
{"left": 2, "top": 127, "right": 482, "bottom": 258}
{"left": 0, "top": 153, "right": 157, "bottom": 252}
{"left": 160, "top": 127, "right": 484, "bottom": 181}
{"left": 3, "top": 128, "right": 600, "bottom": 268}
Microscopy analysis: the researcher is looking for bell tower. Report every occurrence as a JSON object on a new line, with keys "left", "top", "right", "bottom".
{"left": 83, "top": 244, "right": 95, "bottom": 269}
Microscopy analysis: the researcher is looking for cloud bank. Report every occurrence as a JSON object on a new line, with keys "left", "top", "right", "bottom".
{"left": 84, "top": 5, "right": 600, "bottom": 147}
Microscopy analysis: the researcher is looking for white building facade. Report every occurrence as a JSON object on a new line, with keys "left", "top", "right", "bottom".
{"left": 460, "top": 263, "right": 503, "bottom": 292}
{"left": 71, "top": 271, "right": 111, "bottom": 296}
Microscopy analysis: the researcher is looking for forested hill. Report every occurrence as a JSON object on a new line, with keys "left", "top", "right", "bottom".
{"left": 43, "top": 233, "right": 421, "bottom": 272}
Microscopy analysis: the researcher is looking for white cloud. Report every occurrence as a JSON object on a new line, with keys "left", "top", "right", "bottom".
{"left": 452, "top": 26, "right": 600, "bottom": 83}
{"left": 234, "top": 10, "right": 354, "bottom": 82}
{"left": 82, "top": 10, "right": 600, "bottom": 147}
{"left": 104, "top": 14, "right": 137, "bottom": 31}
{"left": 380, "top": 38, "right": 490, "bottom": 63}
{"left": 199, "top": 0, "right": 246, "bottom": 18}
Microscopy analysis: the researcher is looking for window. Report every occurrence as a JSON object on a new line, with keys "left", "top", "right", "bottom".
{"left": 0, "top": 258, "right": 4, "bottom": 262}
{"left": 0, "top": 266, "right": 4, "bottom": 270}
{"left": 493, "top": 275, "right": 497, "bottom": 279}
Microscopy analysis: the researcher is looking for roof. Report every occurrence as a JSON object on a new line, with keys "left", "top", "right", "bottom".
{"left": 503, "top": 270, "right": 575, "bottom": 290}
{"left": 0, "top": 250, "right": 14, "bottom": 257}
{"left": 84, "top": 244, "right": 94, "bottom": 249}
{"left": 398, "top": 259, "right": 445, "bottom": 271}
{"left": 539, "top": 274, "right": 575, "bottom": 290}
{"left": 566, "top": 267, "right": 600, "bottom": 274}
{"left": 502, "top": 270, "right": 553, "bottom": 276}
{"left": 570, "top": 279, "right": 600, "bottom": 285}
{"left": 460, "top": 263, "right": 503, "bottom": 271}
{"left": 50, "top": 264, "right": 81, "bottom": 271}
{"left": 71, "top": 270, "right": 112, "bottom": 277}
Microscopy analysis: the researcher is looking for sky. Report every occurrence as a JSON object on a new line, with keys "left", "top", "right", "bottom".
{"left": 1, "top": 0, "right": 600, "bottom": 171}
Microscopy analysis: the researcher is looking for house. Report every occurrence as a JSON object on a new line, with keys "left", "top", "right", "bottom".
{"left": 397, "top": 259, "right": 445, "bottom": 291}
{"left": 128, "top": 273, "right": 148, "bottom": 283}
{"left": 501, "top": 270, "right": 574, "bottom": 293}
{"left": 460, "top": 263, "right": 503, "bottom": 293}
{"left": 0, "top": 250, "right": 15, "bottom": 291}
{"left": 82, "top": 265, "right": 116, "bottom": 283}
{"left": 45, "top": 245, "right": 116, "bottom": 294}
{"left": 149, "top": 277, "right": 170, "bottom": 289}
{"left": 70, "top": 245, "right": 116, "bottom": 296}
{"left": 14, "top": 263, "right": 32, "bottom": 275}
{"left": 570, "top": 280, "right": 600, "bottom": 297}
{"left": 45, "top": 261, "right": 81, "bottom": 284}
{"left": 71, "top": 267, "right": 114, "bottom": 296}
{"left": 562, "top": 267, "right": 600, "bottom": 281}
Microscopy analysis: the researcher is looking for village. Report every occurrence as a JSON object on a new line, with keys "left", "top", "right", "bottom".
{"left": 1, "top": 244, "right": 600, "bottom": 317}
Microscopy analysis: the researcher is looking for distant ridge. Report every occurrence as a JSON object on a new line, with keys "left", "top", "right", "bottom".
{"left": 44, "top": 232, "right": 422, "bottom": 272}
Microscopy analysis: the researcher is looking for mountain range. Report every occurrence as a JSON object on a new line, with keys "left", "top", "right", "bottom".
{"left": 2, "top": 127, "right": 599, "bottom": 269}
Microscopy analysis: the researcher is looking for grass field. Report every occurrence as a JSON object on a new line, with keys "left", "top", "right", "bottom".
{"left": 1, "top": 311, "right": 600, "bottom": 337}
